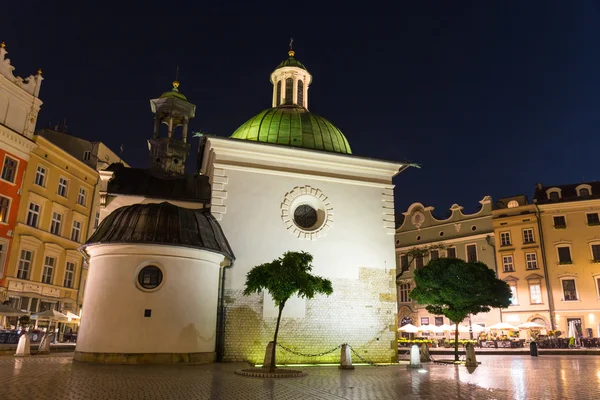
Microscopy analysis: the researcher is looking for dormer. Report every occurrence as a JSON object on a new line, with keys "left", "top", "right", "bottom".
{"left": 546, "top": 188, "right": 562, "bottom": 201}
{"left": 575, "top": 184, "right": 592, "bottom": 197}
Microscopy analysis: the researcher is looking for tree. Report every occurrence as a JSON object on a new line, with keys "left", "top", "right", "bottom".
{"left": 243, "top": 251, "right": 333, "bottom": 372}
{"left": 409, "top": 257, "right": 512, "bottom": 361}
{"left": 396, "top": 244, "right": 447, "bottom": 282}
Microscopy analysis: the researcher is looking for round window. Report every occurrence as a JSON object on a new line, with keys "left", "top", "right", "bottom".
{"left": 138, "top": 265, "right": 163, "bottom": 290}
{"left": 294, "top": 204, "right": 318, "bottom": 230}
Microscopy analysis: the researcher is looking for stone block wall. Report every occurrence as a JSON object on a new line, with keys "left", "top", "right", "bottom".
{"left": 223, "top": 267, "right": 397, "bottom": 364}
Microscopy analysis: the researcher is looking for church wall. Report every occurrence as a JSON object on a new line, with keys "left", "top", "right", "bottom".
{"left": 76, "top": 244, "right": 224, "bottom": 356}
{"left": 217, "top": 166, "right": 398, "bottom": 364}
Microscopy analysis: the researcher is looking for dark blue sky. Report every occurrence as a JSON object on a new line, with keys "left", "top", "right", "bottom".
{"left": 3, "top": 2, "right": 600, "bottom": 215}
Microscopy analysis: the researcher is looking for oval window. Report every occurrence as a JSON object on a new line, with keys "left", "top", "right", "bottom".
{"left": 294, "top": 204, "right": 318, "bottom": 230}
{"left": 138, "top": 265, "right": 163, "bottom": 290}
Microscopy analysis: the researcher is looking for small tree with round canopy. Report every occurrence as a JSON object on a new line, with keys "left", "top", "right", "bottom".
{"left": 409, "top": 257, "right": 512, "bottom": 361}
{"left": 243, "top": 251, "right": 333, "bottom": 372}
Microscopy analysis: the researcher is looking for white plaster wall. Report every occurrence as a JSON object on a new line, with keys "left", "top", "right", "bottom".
{"left": 76, "top": 244, "right": 225, "bottom": 354}
{"left": 221, "top": 168, "right": 396, "bottom": 291}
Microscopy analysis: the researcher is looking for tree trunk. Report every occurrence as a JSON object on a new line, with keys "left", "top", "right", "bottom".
{"left": 270, "top": 302, "right": 285, "bottom": 373}
{"left": 454, "top": 320, "right": 459, "bottom": 362}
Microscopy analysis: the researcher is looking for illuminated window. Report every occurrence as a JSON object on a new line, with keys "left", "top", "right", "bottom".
{"left": 50, "top": 212, "right": 62, "bottom": 236}
{"left": 523, "top": 229, "right": 534, "bottom": 244}
{"left": 64, "top": 262, "right": 75, "bottom": 288}
{"left": 507, "top": 200, "right": 518, "bottom": 208}
{"left": 26, "top": 203, "right": 40, "bottom": 228}
{"left": 138, "top": 265, "right": 163, "bottom": 290}
{"left": 421, "top": 317, "right": 429, "bottom": 325}
{"left": 0, "top": 196, "right": 9, "bottom": 224}
{"left": 77, "top": 187, "right": 87, "bottom": 206}
{"left": 1, "top": 156, "right": 17, "bottom": 183}
{"left": 17, "top": 250, "right": 32, "bottom": 279}
{"left": 71, "top": 220, "right": 81, "bottom": 242}
{"left": 399, "top": 283, "right": 411, "bottom": 303}
{"left": 35, "top": 166, "right": 46, "bottom": 187}
{"left": 285, "top": 78, "right": 293, "bottom": 105}
{"left": 58, "top": 177, "right": 68, "bottom": 197}
{"left": 42, "top": 256, "right": 55, "bottom": 284}
{"left": 529, "top": 283, "right": 542, "bottom": 304}
{"left": 526, "top": 253, "right": 538, "bottom": 270}
{"left": 297, "top": 80, "right": 304, "bottom": 106}
{"left": 503, "top": 255, "right": 514, "bottom": 272}
{"left": 561, "top": 279, "right": 578, "bottom": 301}
{"left": 500, "top": 232, "right": 512, "bottom": 246}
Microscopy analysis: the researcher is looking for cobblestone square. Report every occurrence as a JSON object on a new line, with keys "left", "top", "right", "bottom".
{"left": 0, "top": 353, "right": 598, "bottom": 399}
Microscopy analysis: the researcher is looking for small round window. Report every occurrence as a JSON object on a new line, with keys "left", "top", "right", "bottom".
{"left": 138, "top": 266, "right": 163, "bottom": 290}
{"left": 294, "top": 204, "right": 318, "bottom": 230}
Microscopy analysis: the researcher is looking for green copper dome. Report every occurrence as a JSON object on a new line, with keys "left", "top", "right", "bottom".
{"left": 160, "top": 81, "right": 188, "bottom": 101}
{"left": 276, "top": 56, "right": 307, "bottom": 71}
{"left": 231, "top": 105, "right": 352, "bottom": 154}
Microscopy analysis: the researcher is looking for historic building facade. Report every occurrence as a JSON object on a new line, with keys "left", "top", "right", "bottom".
{"left": 0, "top": 42, "right": 42, "bottom": 292}
{"left": 535, "top": 182, "right": 600, "bottom": 338}
{"left": 492, "top": 195, "right": 553, "bottom": 329}
{"left": 395, "top": 196, "right": 501, "bottom": 331}
{"left": 2, "top": 133, "right": 97, "bottom": 315}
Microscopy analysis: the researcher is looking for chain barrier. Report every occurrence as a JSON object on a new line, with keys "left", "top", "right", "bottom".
{"left": 275, "top": 342, "right": 392, "bottom": 367}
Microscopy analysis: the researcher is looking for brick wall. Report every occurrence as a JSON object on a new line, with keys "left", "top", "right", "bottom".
{"left": 223, "top": 267, "right": 397, "bottom": 364}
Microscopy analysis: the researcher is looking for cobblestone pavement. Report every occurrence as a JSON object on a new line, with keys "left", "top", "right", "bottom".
{"left": 0, "top": 353, "right": 598, "bottom": 399}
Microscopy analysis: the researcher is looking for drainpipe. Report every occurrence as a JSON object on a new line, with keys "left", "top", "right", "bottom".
{"left": 216, "top": 261, "right": 233, "bottom": 361}
{"left": 486, "top": 234, "right": 502, "bottom": 323}
{"left": 535, "top": 203, "right": 556, "bottom": 330}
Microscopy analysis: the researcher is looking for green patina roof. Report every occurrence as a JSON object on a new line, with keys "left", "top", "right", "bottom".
{"left": 276, "top": 56, "right": 307, "bottom": 71}
{"left": 160, "top": 90, "right": 188, "bottom": 101}
{"left": 231, "top": 105, "right": 352, "bottom": 154}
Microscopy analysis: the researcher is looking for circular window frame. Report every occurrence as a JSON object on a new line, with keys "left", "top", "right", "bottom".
{"left": 281, "top": 186, "right": 332, "bottom": 240}
{"left": 134, "top": 262, "right": 166, "bottom": 293}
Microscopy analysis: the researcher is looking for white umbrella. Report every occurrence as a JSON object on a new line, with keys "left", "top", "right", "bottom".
{"left": 448, "top": 324, "right": 470, "bottom": 333}
{"left": 398, "top": 323, "right": 419, "bottom": 333}
{"left": 518, "top": 322, "right": 545, "bottom": 330}
{"left": 0, "top": 304, "right": 26, "bottom": 317}
{"left": 568, "top": 321, "right": 576, "bottom": 338}
{"left": 488, "top": 322, "right": 518, "bottom": 331}
{"left": 30, "top": 309, "right": 69, "bottom": 322}
{"left": 471, "top": 324, "right": 486, "bottom": 333}
{"left": 417, "top": 325, "right": 434, "bottom": 332}
{"left": 65, "top": 311, "right": 80, "bottom": 321}
{"left": 438, "top": 324, "right": 452, "bottom": 331}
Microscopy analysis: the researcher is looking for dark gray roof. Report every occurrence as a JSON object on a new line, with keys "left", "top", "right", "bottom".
{"left": 82, "top": 202, "right": 234, "bottom": 260}
{"left": 105, "top": 163, "right": 211, "bottom": 203}
{"left": 534, "top": 181, "right": 600, "bottom": 204}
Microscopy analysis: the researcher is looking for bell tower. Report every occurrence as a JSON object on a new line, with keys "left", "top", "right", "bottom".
{"left": 148, "top": 80, "right": 196, "bottom": 175}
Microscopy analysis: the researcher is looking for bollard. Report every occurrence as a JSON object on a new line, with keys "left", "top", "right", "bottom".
{"left": 262, "top": 341, "right": 275, "bottom": 369}
{"left": 529, "top": 341, "right": 538, "bottom": 357}
{"left": 15, "top": 333, "right": 31, "bottom": 357}
{"left": 38, "top": 334, "right": 51, "bottom": 354}
{"left": 465, "top": 343, "right": 477, "bottom": 367}
{"left": 408, "top": 345, "right": 422, "bottom": 369}
{"left": 339, "top": 344, "right": 354, "bottom": 369}
{"left": 419, "top": 343, "right": 432, "bottom": 363}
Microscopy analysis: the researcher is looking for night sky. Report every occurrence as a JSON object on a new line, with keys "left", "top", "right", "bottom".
{"left": 3, "top": 2, "right": 600, "bottom": 216}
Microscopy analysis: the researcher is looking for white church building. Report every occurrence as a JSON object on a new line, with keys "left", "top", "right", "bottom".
{"left": 75, "top": 47, "right": 408, "bottom": 364}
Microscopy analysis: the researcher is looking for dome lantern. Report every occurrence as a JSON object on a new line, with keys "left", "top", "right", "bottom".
{"left": 270, "top": 39, "right": 312, "bottom": 109}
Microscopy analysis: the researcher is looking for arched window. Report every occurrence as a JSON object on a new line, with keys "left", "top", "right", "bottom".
{"left": 579, "top": 188, "right": 590, "bottom": 197}
{"left": 297, "top": 80, "right": 304, "bottom": 106}
{"left": 507, "top": 200, "right": 519, "bottom": 208}
{"left": 276, "top": 81, "right": 281, "bottom": 106}
{"left": 549, "top": 192, "right": 559, "bottom": 201}
{"left": 285, "top": 78, "right": 293, "bottom": 105}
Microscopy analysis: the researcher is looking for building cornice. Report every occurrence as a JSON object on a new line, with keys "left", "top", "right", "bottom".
{"left": 395, "top": 232, "right": 493, "bottom": 252}
{"left": 0, "top": 124, "right": 36, "bottom": 160}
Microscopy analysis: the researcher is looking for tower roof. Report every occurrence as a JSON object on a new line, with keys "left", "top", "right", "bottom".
{"left": 231, "top": 105, "right": 352, "bottom": 154}
{"left": 82, "top": 202, "right": 235, "bottom": 260}
{"left": 275, "top": 50, "right": 308, "bottom": 71}
{"left": 160, "top": 80, "right": 187, "bottom": 101}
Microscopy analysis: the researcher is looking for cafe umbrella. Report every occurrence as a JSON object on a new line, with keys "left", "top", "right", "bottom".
{"left": 30, "top": 310, "right": 69, "bottom": 343}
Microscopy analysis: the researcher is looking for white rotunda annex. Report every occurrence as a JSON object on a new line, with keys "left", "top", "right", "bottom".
{"left": 77, "top": 46, "right": 409, "bottom": 365}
